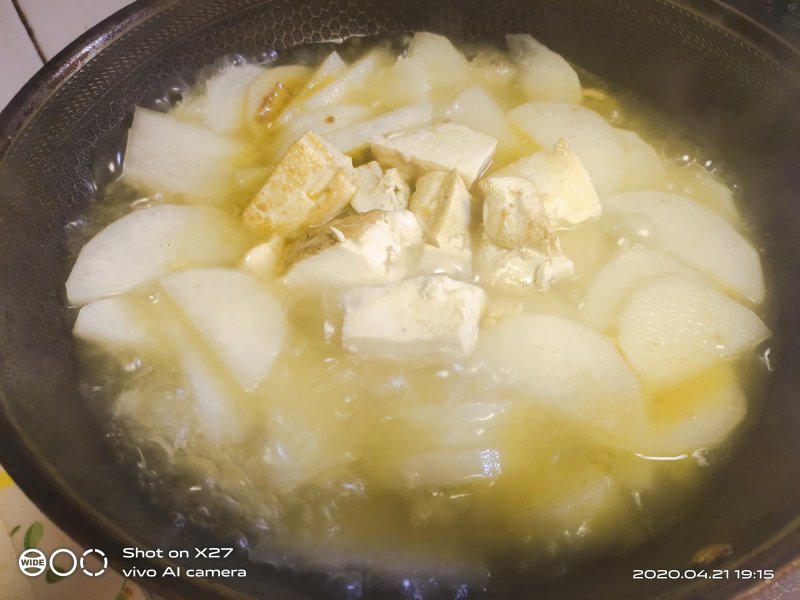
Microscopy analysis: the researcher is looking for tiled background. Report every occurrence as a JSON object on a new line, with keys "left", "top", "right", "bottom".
{"left": 0, "top": 0, "right": 132, "bottom": 110}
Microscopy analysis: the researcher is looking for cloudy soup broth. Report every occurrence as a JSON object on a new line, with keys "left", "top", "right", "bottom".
{"left": 67, "top": 33, "right": 772, "bottom": 592}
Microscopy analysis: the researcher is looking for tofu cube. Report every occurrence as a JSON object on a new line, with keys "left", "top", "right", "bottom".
{"left": 341, "top": 274, "right": 486, "bottom": 361}
{"left": 414, "top": 244, "right": 472, "bottom": 279}
{"left": 371, "top": 123, "right": 497, "bottom": 186}
{"left": 477, "top": 234, "right": 574, "bottom": 291}
{"left": 493, "top": 142, "right": 601, "bottom": 228}
{"left": 284, "top": 210, "right": 423, "bottom": 287}
{"left": 481, "top": 176, "right": 555, "bottom": 251}
{"left": 410, "top": 170, "right": 471, "bottom": 253}
{"left": 242, "top": 131, "right": 357, "bottom": 237}
{"left": 351, "top": 161, "right": 411, "bottom": 213}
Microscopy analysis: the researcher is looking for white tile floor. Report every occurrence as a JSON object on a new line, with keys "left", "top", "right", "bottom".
{"left": 0, "top": 0, "right": 131, "bottom": 110}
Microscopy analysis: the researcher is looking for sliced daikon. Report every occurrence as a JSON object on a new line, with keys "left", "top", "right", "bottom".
{"left": 277, "top": 51, "right": 346, "bottom": 125}
{"left": 477, "top": 314, "right": 647, "bottom": 447}
{"left": 447, "top": 85, "right": 523, "bottom": 154}
{"left": 614, "top": 129, "right": 668, "bottom": 192}
{"left": 400, "top": 401, "right": 511, "bottom": 448}
{"left": 203, "top": 63, "right": 264, "bottom": 133}
{"left": 508, "top": 101, "right": 623, "bottom": 198}
{"left": 372, "top": 56, "right": 431, "bottom": 109}
{"left": 305, "top": 48, "right": 389, "bottom": 109}
{"left": 670, "top": 165, "right": 742, "bottom": 225}
{"left": 408, "top": 32, "right": 470, "bottom": 93}
{"left": 160, "top": 268, "right": 286, "bottom": 391}
{"left": 604, "top": 191, "right": 765, "bottom": 302}
{"left": 617, "top": 275, "right": 769, "bottom": 390}
{"left": 642, "top": 364, "right": 746, "bottom": 456}
{"left": 73, "top": 295, "right": 153, "bottom": 346}
{"left": 580, "top": 247, "right": 697, "bottom": 332}
{"left": 323, "top": 102, "right": 433, "bottom": 154}
{"left": 179, "top": 343, "right": 250, "bottom": 443}
{"left": 506, "top": 34, "right": 581, "bottom": 104}
{"left": 123, "top": 107, "right": 257, "bottom": 203}
{"left": 272, "top": 104, "right": 373, "bottom": 157}
{"left": 246, "top": 64, "right": 313, "bottom": 129}
{"left": 66, "top": 205, "right": 250, "bottom": 306}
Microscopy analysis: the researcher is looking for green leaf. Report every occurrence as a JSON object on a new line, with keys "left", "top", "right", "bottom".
{"left": 23, "top": 522, "right": 43, "bottom": 549}
{"left": 9, "top": 525, "right": 20, "bottom": 537}
{"left": 115, "top": 578, "right": 129, "bottom": 600}
{"left": 45, "top": 569, "right": 65, "bottom": 584}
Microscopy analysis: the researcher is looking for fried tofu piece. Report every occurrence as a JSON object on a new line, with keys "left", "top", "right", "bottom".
{"left": 410, "top": 170, "right": 471, "bottom": 253}
{"left": 283, "top": 210, "right": 423, "bottom": 287}
{"left": 242, "top": 131, "right": 357, "bottom": 237}
{"left": 351, "top": 161, "right": 411, "bottom": 213}
{"left": 492, "top": 142, "right": 601, "bottom": 228}
{"left": 341, "top": 274, "right": 485, "bottom": 361}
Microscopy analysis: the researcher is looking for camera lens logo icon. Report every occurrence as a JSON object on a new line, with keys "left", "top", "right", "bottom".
{"left": 18, "top": 547, "right": 107, "bottom": 577}
{"left": 18, "top": 549, "right": 48, "bottom": 576}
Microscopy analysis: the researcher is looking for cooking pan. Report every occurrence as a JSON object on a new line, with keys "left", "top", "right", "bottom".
{"left": 1, "top": 0, "right": 800, "bottom": 598}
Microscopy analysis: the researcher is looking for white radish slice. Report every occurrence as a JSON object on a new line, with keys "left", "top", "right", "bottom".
{"left": 73, "top": 296, "right": 152, "bottom": 346}
{"left": 401, "top": 448, "right": 503, "bottom": 488}
{"left": 617, "top": 275, "right": 769, "bottom": 390}
{"left": 178, "top": 344, "right": 250, "bottom": 443}
{"left": 160, "top": 268, "right": 286, "bottom": 391}
{"left": 245, "top": 64, "right": 313, "bottom": 130}
{"left": 670, "top": 165, "right": 742, "bottom": 225}
{"left": 400, "top": 401, "right": 511, "bottom": 448}
{"left": 123, "top": 107, "right": 257, "bottom": 203}
{"left": 506, "top": 34, "right": 581, "bottom": 104}
{"left": 66, "top": 205, "right": 250, "bottom": 306}
{"left": 277, "top": 51, "right": 346, "bottom": 124}
{"left": 604, "top": 190, "right": 765, "bottom": 302}
{"left": 322, "top": 102, "right": 433, "bottom": 154}
{"left": 580, "top": 247, "right": 698, "bottom": 333}
{"left": 614, "top": 129, "right": 668, "bottom": 192}
{"left": 372, "top": 56, "right": 431, "bottom": 109}
{"left": 448, "top": 85, "right": 523, "bottom": 155}
{"left": 477, "top": 314, "right": 647, "bottom": 448}
{"left": 408, "top": 32, "right": 470, "bottom": 92}
{"left": 642, "top": 363, "right": 746, "bottom": 457}
{"left": 301, "top": 48, "right": 391, "bottom": 112}
{"left": 508, "top": 101, "right": 623, "bottom": 198}
{"left": 203, "top": 63, "right": 264, "bottom": 133}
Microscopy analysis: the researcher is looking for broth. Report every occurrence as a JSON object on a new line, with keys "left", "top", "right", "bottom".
{"left": 69, "top": 33, "right": 772, "bottom": 595}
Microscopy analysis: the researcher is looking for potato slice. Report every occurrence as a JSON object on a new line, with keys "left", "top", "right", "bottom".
{"left": 66, "top": 205, "right": 250, "bottom": 306}
{"left": 477, "top": 314, "right": 646, "bottom": 447}
{"left": 73, "top": 295, "right": 153, "bottom": 347}
{"left": 508, "top": 101, "right": 623, "bottom": 198}
{"left": 604, "top": 191, "right": 765, "bottom": 302}
{"left": 160, "top": 268, "right": 286, "bottom": 391}
{"left": 506, "top": 34, "right": 581, "bottom": 104}
{"left": 617, "top": 275, "right": 769, "bottom": 390}
{"left": 123, "top": 107, "right": 257, "bottom": 203}
{"left": 643, "top": 363, "right": 746, "bottom": 456}
{"left": 580, "top": 247, "right": 697, "bottom": 333}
